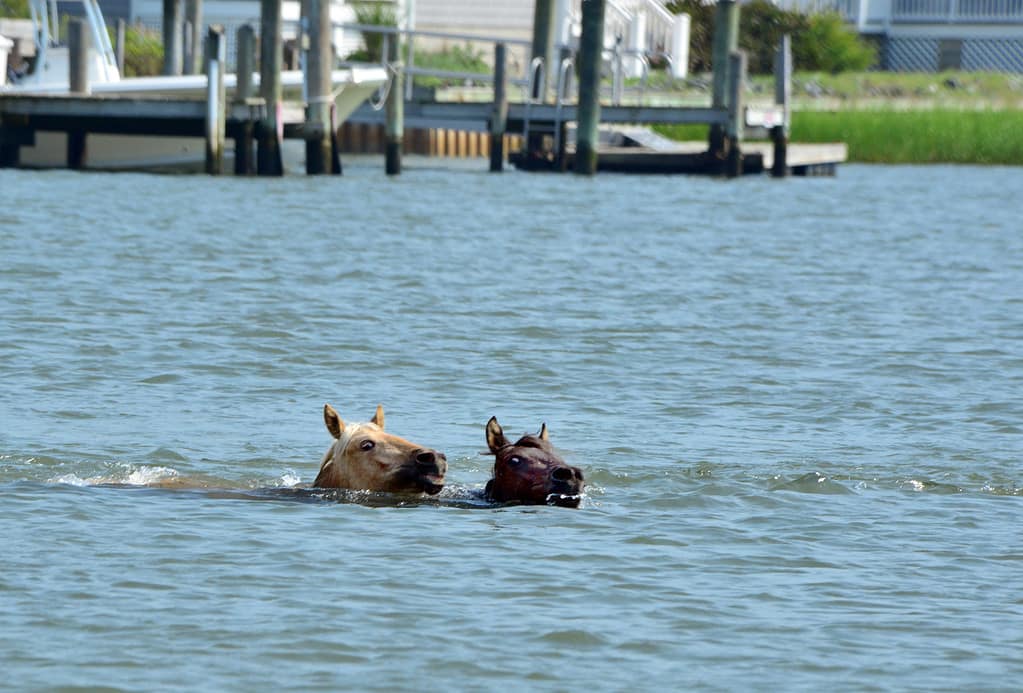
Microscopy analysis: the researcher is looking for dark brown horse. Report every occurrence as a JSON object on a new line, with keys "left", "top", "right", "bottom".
{"left": 484, "top": 416, "right": 584, "bottom": 508}
{"left": 314, "top": 403, "right": 447, "bottom": 495}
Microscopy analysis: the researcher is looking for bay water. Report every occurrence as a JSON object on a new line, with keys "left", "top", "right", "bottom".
{"left": 2, "top": 161, "right": 1022, "bottom": 691}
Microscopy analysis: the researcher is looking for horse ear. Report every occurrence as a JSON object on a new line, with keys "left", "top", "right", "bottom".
{"left": 324, "top": 404, "right": 345, "bottom": 439}
{"left": 371, "top": 404, "right": 385, "bottom": 429}
{"left": 486, "top": 416, "right": 509, "bottom": 453}
{"left": 538, "top": 422, "right": 549, "bottom": 442}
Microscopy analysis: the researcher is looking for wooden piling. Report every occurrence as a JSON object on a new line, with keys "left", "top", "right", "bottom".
{"left": 708, "top": 0, "right": 739, "bottom": 160}
{"left": 257, "top": 0, "right": 284, "bottom": 176}
{"left": 771, "top": 34, "right": 792, "bottom": 178}
{"left": 530, "top": 0, "right": 556, "bottom": 101}
{"left": 68, "top": 19, "right": 89, "bottom": 169}
{"left": 115, "top": 19, "right": 126, "bottom": 75}
{"left": 489, "top": 42, "right": 508, "bottom": 172}
{"left": 162, "top": 0, "right": 184, "bottom": 76}
{"left": 384, "top": 38, "right": 403, "bottom": 176}
{"left": 204, "top": 25, "right": 226, "bottom": 175}
{"left": 304, "top": 0, "right": 334, "bottom": 175}
{"left": 185, "top": 0, "right": 203, "bottom": 75}
{"left": 725, "top": 50, "right": 745, "bottom": 178}
{"left": 575, "top": 0, "right": 605, "bottom": 176}
{"left": 234, "top": 24, "right": 256, "bottom": 175}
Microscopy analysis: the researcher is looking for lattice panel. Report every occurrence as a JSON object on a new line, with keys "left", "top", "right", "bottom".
{"left": 886, "top": 37, "right": 940, "bottom": 71}
{"left": 964, "top": 39, "right": 1023, "bottom": 71}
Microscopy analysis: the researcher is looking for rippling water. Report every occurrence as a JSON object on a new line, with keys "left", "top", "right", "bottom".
{"left": 2, "top": 161, "right": 1022, "bottom": 690}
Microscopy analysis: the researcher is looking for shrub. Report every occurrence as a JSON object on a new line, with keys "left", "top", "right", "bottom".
{"left": 795, "top": 12, "right": 876, "bottom": 73}
{"left": 117, "top": 24, "right": 163, "bottom": 77}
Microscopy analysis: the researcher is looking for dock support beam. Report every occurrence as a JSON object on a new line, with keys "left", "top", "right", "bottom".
{"left": 725, "top": 50, "right": 745, "bottom": 178}
{"left": 385, "top": 38, "right": 403, "bottom": 176}
{"left": 489, "top": 42, "right": 508, "bottom": 172}
{"left": 234, "top": 24, "right": 257, "bottom": 175}
{"left": 257, "top": 0, "right": 284, "bottom": 176}
{"left": 708, "top": 0, "right": 739, "bottom": 160}
{"left": 68, "top": 18, "right": 89, "bottom": 169}
{"left": 575, "top": 0, "right": 605, "bottom": 176}
{"left": 771, "top": 34, "right": 792, "bottom": 178}
{"left": 304, "top": 0, "right": 335, "bottom": 175}
{"left": 205, "top": 25, "right": 226, "bottom": 175}
{"left": 162, "top": 0, "right": 183, "bottom": 76}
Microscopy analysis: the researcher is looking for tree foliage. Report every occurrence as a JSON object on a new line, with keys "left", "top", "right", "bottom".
{"left": 665, "top": 0, "right": 876, "bottom": 75}
{"left": 0, "top": 0, "right": 30, "bottom": 18}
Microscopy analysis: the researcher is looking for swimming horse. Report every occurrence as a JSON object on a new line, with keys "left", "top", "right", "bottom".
{"left": 484, "top": 416, "right": 584, "bottom": 508}
{"left": 314, "top": 403, "right": 447, "bottom": 495}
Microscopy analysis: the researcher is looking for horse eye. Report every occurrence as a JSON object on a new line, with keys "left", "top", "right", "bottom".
{"left": 360, "top": 440, "right": 375, "bottom": 451}
{"left": 508, "top": 456, "right": 522, "bottom": 466}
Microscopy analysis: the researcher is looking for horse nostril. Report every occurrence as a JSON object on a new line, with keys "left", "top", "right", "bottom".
{"left": 552, "top": 466, "right": 574, "bottom": 482}
{"left": 416, "top": 450, "right": 438, "bottom": 466}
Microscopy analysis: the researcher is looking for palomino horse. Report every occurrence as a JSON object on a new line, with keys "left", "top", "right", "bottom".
{"left": 484, "top": 416, "right": 584, "bottom": 508}
{"left": 314, "top": 403, "right": 447, "bottom": 495}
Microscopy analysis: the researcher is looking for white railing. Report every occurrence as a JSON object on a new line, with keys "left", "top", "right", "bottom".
{"left": 775, "top": 0, "right": 1023, "bottom": 23}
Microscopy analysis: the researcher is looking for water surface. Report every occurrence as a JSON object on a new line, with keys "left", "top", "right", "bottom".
{"left": 2, "top": 161, "right": 1022, "bottom": 690}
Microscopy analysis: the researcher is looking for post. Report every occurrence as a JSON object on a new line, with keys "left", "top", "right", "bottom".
{"left": 162, "top": 0, "right": 184, "bottom": 75}
{"left": 304, "top": 0, "right": 333, "bottom": 174}
{"left": 184, "top": 0, "right": 203, "bottom": 75}
{"left": 205, "top": 25, "right": 226, "bottom": 175}
{"left": 669, "top": 13, "right": 690, "bottom": 79}
{"left": 68, "top": 18, "right": 90, "bottom": 94}
{"left": 68, "top": 18, "right": 89, "bottom": 169}
{"left": 489, "top": 42, "right": 508, "bottom": 172}
{"left": 771, "top": 34, "right": 792, "bottom": 178}
{"left": 530, "top": 0, "right": 556, "bottom": 101}
{"left": 234, "top": 24, "right": 257, "bottom": 175}
{"left": 725, "top": 50, "right": 745, "bottom": 178}
{"left": 575, "top": 0, "right": 605, "bottom": 175}
{"left": 384, "top": 38, "right": 404, "bottom": 176}
{"left": 257, "top": 0, "right": 284, "bottom": 176}
{"left": 115, "top": 18, "right": 126, "bottom": 75}
{"left": 708, "top": 0, "right": 739, "bottom": 159}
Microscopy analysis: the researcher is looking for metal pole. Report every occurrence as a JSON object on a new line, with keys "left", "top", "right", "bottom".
{"left": 575, "top": 0, "right": 605, "bottom": 175}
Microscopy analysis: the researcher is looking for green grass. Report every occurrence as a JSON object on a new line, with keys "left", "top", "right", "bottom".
{"left": 654, "top": 108, "right": 1023, "bottom": 165}
{"left": 792, "top": 109, "right": 1023, "bottom": 164}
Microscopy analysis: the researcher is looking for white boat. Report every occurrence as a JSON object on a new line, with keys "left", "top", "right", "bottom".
{"left": 1, "top": 0, "right": 389, "bottom": 171}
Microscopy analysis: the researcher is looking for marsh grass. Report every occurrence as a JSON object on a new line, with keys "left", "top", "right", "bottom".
{"left": 654, "top": 107, "right": 1023, "bottom": 165}
{"left": 792, "top": 109, "right": 1023, "bottom": 164}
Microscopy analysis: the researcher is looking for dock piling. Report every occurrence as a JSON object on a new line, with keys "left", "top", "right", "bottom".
{"left": 257, "top": 0, "right": 284, "bottom": 176}
{"left": 67, "top": 18, "right": 89, "bottom": 169}
{"left": 162, "top": 0, "right": 184, "bottom": 76}
{"left": 575, "top": 0, "right": 606, "bottom": 176}
{"left": 725, "top": 50, "right": 745, "bottom": 178}
{"left": 384, "top": 38, "right": 403, "bottom": 176}
{"left": 304, "top": 0, "right": 334, "bottom": 174}
{"left": 185, "top": 0, "right": 203, "bottom": 75}
{"left": 115, "top": 19, "right": 126, "bottom": 76}
{"left": 204, "top": 25, "right": 226, "bottom": 175}
{"left": 489, "top": 43, "right": 508, "bottom": 172}
{"left": 234, "top": 24, "right": 257, "bottom": 175}
{"left": 708, "top": 0, "right": 739, "bottom": 160}
{"left": 771, "top": 35, "right": 792, "bottom": 178}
